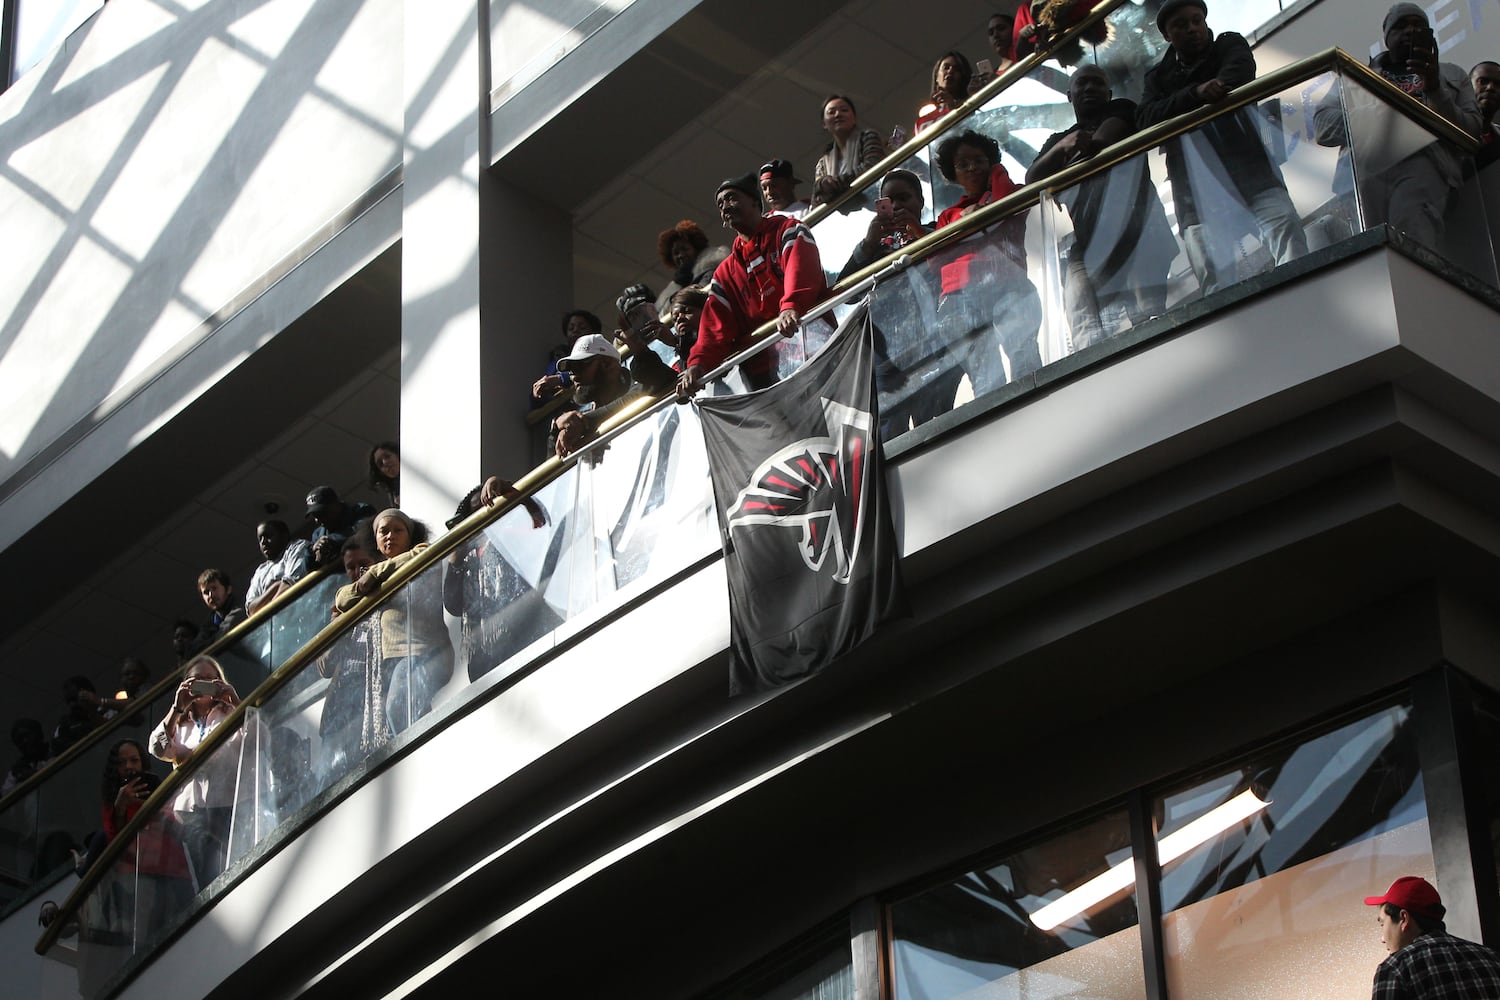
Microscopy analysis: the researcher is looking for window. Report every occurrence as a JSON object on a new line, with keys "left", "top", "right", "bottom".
{"left": 1157, "top": 704, "right": 1429, "bottom": 998}
{"left": 889, "top": 807, "right": 1144, "bottom": 1000}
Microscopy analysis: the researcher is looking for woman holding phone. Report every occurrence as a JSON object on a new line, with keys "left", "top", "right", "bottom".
{"left": 149, "top": 656, "right": 239, "bottom": 887}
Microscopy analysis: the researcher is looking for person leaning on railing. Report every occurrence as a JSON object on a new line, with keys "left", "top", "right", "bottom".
{"left": 1312, "top": 3, "right": 1483, "bottom": 250}
{"left": 667, "top": 287, "right": 708, "bottom": 370}
{"left": 1026, "top": 64, "right": 1176, "bottom": 348}
{"left": 543, "top": 333, "right": 667, "bottom": 460}
{"left": 675, "top": 174, "right": 830, "bottom": 399}
{"left": 443, "top": 482, "right": 559, "bottom": 683}
{"left": 1137, "top": 0, "right": 1307, "bottom": 296}
{"left": 332, "top": 509, "right": 454, "bottom": 736}
{"left": 837, "top": 168, "right": 945, "bottom": 438}
{"left": 813, "top": 96, "right": 888, "bottom": 206}
{"left": 932, "top": 129, "right": 1043, "bottom": 397}
{"left": 98, "top": 738, "right": 191, "bottom": 914}
{"left": 1472, "top": 62, "right": 1500, "bottom": 169}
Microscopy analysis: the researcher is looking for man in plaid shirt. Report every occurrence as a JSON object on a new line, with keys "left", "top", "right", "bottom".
{"left": 1366, "top": 876, "right": 1500, "bottom": 998}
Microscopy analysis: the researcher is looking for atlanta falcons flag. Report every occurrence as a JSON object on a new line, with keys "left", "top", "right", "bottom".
{"left": 697, "top": 300, "right": 906, "bottom": 694}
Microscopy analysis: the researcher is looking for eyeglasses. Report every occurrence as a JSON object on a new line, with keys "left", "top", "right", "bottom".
{"left": 954, "top": 158, "right": 991, "bottom": 173}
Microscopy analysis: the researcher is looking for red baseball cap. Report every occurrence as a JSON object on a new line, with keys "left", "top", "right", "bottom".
{"left": 1365, "top": 876, "right": 1446, "bottom": 920}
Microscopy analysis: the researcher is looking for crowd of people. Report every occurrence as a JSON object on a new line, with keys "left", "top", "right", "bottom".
{"left": 12, "top": 3, "right": 1500, "bottom": 980}
{"left": 528, "top": 0, "right": 1500, "bottom": 459}
{"left": 4, "top": 443, "right": 396, "bottom": 806}
{"left": 7, "top": 429, "right": 573, "bottom": 915}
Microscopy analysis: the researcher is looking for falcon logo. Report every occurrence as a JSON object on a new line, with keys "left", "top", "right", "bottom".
{"left": 725, "top": 399, "right": 873, "bottom": 585}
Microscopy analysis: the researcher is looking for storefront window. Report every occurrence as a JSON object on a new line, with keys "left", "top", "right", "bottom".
{"left": 1157, "top": 704, "right": 1430, "bottom": 999}
{"left": 1474, "top": 696, "right": 1500, "bottom": 900}
{"left": 705, "top": 918, "right": 853, "bottom": 1000}
{"left": 889, "top": 807, "right": 1144, "bottom": 1000}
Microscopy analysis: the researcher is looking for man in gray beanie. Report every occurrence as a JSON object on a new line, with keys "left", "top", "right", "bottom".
{"left": 1314, "top": 3, "right": 1482, "bottom": 250}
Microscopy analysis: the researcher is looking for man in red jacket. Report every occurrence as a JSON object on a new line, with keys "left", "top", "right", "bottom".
{"left": 675, "top": 173, "right": 828, "bottom": 398}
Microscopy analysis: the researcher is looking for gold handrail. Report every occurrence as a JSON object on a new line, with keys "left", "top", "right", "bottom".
{"left": 802, "top": 0, "right": 1128, "bottom": 227}
{"left": 35, "top": 43, "right": 1476, "bottom": 958}
{"left": 0, "top": 564, "right": 335, "bottom": 816}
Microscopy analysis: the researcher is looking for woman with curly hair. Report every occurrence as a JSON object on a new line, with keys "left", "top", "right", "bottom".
{"left": 931, "top": 129, "right": 1042, "bottom": 400}
{"left": 333, "top": 509, "right": 454, "bottom": 737}
{"left": 653, "top": 220, "right": 730, "bottom": 315}
{"left": 367, "top": 441, "right": 399, "bottom": 508}
{"left": 99, "top": 737, "right": 190, "bottom": 888}
{"left": 76, "top": 738, "right": 191, "bottom": 987}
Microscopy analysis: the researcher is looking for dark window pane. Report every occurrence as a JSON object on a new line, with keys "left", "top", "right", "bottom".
{"left": 1158, "top": 703, "right": 1431, "bottom": 997}
{"left": 889, "top": 807, "right": 1143, "bottom": 1000}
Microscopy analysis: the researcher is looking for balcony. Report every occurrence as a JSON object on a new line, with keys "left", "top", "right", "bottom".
{"left": 13, "top": 30, "right": 1500, "bottom": 999}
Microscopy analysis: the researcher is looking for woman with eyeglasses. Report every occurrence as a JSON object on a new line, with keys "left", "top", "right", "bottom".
{"left": 931, "top": 129, "right": 1043, "bottom": 402}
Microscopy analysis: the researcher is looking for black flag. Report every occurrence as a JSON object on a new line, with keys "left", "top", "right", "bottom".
{"left": 697, "top": 301, "right": 905, "bottom": 694}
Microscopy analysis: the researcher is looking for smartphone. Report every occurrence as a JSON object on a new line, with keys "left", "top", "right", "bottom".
{"left": 626, "top": 304, "right": 660, "bottom": 341}
{"left": 188, "top": 679, "right": 220, "bottom": 697}
{"left": 875, "top": 197, "right": 894, "bottom": 222}
{"left": 975, "top": 58, "right": 994, "bottom": 77}
{"left": 1415, "top": 25, "right": 1436, "bottom": 56}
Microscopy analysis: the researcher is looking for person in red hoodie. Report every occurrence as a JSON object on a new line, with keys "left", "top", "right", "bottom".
{"left": 675, "top": 173, "right": 828, "bottom": 398}
{"left": 932, "top": 129, "right": 1042, "bottom": 399}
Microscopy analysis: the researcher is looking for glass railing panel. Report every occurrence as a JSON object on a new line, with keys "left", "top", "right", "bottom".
{"left": 809, "top": 0, "right": 1166, "bottom": 291}
{"left": 1034, "top": 68, "right": 1347, "bottom": 349}
{"left": 0, "top": 689, "right": 172, "bottom": 915}
{"left": 446, "top": 489, "right": 570, "bottom": 685}
{"left": 267, "top": 574, "right": 344, "bottom": 699}
{"left": 1321, "top": 66, "right": 1497, "bottom": 285}
{"left": 570, "top": 402, "right": 717, "bottom": 608}
{"left": 866, "top": 201, "right": 1048, "bottom": 438}
{"left": 1, "top": 577, "right": 339, "bottom": 916}
{"left": 1034, "top": 67, "right": 1353, "bottom": 348}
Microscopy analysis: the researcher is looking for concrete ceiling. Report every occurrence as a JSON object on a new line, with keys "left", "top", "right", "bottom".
{"left": 494, "top": 0, "right": 1029, "bottom": 321}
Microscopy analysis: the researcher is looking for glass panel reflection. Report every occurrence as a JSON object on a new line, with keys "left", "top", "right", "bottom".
{"left": 444, "top": 494, "right": 566, "bottom": 684}
{"left": 889, "top": 807, "right": 1143, "bottom": 1000}
{"left": 809, "top": 0, "right": 1166, "bottom": 288}
{"left": 1316, "top": 67, "right": 1497, "bottom": 284}
{"left": 1158, "top": 703, "right": 1430, "bottom": 1000}
{"left": 0, "top": 572, "right": 341, "bottom": 916}
{"left": 706, "top": 918, "right": 854, "bottom": 1000}
{"left": 39, "top": 405, "right": 725, "bottom": 994}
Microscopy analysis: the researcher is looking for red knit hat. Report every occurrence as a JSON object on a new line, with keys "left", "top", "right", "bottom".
{"left": 1364, "top": 876, "right": 1446, "bottom": 921}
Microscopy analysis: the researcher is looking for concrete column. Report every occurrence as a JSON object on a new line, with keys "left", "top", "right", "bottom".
{"left": 401, "top": 2, "right": 573, "bottom": 527}
{"left": 400, "top": 1, "right": 486, "bottom": 529}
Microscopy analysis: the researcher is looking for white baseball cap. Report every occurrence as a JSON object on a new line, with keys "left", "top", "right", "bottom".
{"left": 557, "top": 334, "right": 621, "bottom": 372}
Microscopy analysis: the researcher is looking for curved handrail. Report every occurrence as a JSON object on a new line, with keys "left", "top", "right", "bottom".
{"left": 34, "top": 44, "right": 1477, "bottom": 960}
{"left": 0, "top": 564, "right": 335, "bottom": 816}
{"left": 803, "top": 0, "right": 1129, "bottom": 227}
